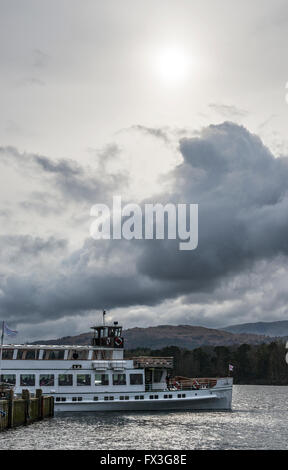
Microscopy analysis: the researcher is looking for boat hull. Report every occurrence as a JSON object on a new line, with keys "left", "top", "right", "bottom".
{"left": 54, "top": 386, "right": 232, "bottom": 413}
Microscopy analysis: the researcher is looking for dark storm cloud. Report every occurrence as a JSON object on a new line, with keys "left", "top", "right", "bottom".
{"left": 1, "top": 122, "right": 288, "bottom": 325}
{"left": 137, "top": 122, "right": 288, "bottom": 286}
{"left": 0, "top": 238, "right": 167, "bottom": 323}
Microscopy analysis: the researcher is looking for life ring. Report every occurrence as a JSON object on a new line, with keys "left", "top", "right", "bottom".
{"left": 114, "top": 336, "right": 123, "bottom": 347}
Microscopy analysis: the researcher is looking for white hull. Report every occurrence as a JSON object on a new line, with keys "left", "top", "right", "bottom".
{"left": 54, "top": 384, "right": 233, "bottom": 412}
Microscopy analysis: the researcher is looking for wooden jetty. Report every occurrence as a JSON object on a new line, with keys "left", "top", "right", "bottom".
{"left": 0, "top": 385, "right": 54, "bottom": 431}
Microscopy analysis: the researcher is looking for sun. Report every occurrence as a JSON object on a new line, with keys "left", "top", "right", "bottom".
{"left": 153, "top": 46, "right": 192, "bottom": 85}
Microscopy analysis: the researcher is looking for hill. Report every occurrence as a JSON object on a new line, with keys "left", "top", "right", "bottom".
{"left": 223, "top": 320, "right": 288, "bottom": 337}
{"left": 33, "top": 324, "right": 275, "bottom": 349}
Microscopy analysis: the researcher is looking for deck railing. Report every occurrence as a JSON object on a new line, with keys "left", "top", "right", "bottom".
{"left": 145, "top": 378, "right": 218, "bottom": 392}
{"left": 133, "top": 357, "right": 174, "bottom": 369}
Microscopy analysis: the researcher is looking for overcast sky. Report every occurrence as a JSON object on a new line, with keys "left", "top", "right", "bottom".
{"left": 1, "top": 0, "right": 288, "bottom": 341}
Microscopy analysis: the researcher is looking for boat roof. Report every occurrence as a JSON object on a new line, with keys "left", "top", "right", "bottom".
{"left": 2, "top": 344, "right": 103, "bottom": 350}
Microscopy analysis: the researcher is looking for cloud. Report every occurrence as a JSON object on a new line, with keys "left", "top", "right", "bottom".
{"left": 32, "top": 49, "right": 50, "bottom": 68}
{"left": 16, "top": 77, "right": 46, "bottom": 87}
{"left": 138, "top": 122, "right": 288, "bottom": 286}
{"left": 130, "top": 125, "right": 170, "bottom": 143}
{"left": 1, "top": 122, "right": 288, "bottom": 333}
{"left": 0, "top": 145, "right": 127, "bottom": 204}
{"left": 209, "top": 103, "right": 248, "bottom": 119}
{"left": 0, "top": 235, "right": 67, "bottom": 265}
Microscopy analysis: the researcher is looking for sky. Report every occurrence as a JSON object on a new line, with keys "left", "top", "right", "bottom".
{"left": 1, "top": 0, "right": 288, "bottom": 341}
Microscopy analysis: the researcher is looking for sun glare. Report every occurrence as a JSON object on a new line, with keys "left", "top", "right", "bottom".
{"left": 153, "top": 46, "right": 192, "bottom": 85}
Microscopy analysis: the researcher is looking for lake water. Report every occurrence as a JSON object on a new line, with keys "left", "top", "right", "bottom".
{"left": 0, "top": 385, "right": 287, "bottom": 450}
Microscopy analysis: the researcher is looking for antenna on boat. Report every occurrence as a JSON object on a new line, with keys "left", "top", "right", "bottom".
{"left": 103, "top": 310, "right": 106, "bottom": 326}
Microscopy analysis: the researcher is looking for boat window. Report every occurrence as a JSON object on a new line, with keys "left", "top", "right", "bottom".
{"left": 39, "top": 374, "right": 54, "bottom": 386}
{"left": 43, "top": 350, "right": 65, "bottom": 360}
{"left": 129, "top": 373, "right": 143, "bottom": 385}
{"left": 100, "top": 327, "right": 108, "bottom": 338}
{"left": 1, "top": 374, "right": 16, "bottom": 385}
{"left": 77, "top": 374, "right": 91, "bottom": 386}
{"left": 113, "top": 373, "right": 126, "bottom": 386}
{"left": 93, "top": 396, "right": 98, "bottom": 401}
{"left": 95, "top": 373, "right": 109, "bottom": 386}
{"left": 2, "top": 349, "right": 13, "bottom": 359}
{"left": 58, "top": 374, "right": 73, "bottom": 386}
{"left": 153, "top": 370, "right": 163, "bottom": 383}
{"left": 17, "top": 349, "right": 39, "bottom": 360}
{"left": 20, "top": 374, "right": 35, "bottom": 386}
{"left": 68, "top": 350, "right": 88, "bottom": 360}
{"left": 92, "top": 350, "right": 113, "bottom": 360}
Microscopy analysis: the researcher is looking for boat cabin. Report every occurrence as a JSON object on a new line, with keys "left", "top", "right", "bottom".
{"left": 91, "top": 322, "right": 124, "bottom": 349}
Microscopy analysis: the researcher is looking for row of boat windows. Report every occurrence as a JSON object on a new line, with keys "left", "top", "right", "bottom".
{"left": 55, "top": 394, "right": 187, "bottom": 402}
{"left": 1, "top": 349, "right": 112, "bottom": 360}
{"left": 0, "top": 373, "right": 143, "bottom": 387}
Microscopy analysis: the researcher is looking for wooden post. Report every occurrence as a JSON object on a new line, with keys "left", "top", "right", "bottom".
{"left": 22, "top": 389, "right": 31, "bottom": 425}
{"left": 6, "top": 388, "right": 14, "bottom": 428}
{"left": 49, "top": 396, "right": 54, "bottom": 417}
{"left": 36, "top": 389, "right": 43, "bottom": 420}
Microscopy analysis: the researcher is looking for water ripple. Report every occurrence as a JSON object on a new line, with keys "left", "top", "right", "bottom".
{"left": 0, "top": 385, "right": 287, "bottom": 450}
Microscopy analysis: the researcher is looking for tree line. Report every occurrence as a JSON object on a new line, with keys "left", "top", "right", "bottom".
{"left": 126, "top": 340, "right": 288, "bottom": 385}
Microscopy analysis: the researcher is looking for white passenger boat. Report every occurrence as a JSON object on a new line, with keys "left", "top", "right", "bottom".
{"left": 0, "top": 321, "right": 233, "bottom": 412}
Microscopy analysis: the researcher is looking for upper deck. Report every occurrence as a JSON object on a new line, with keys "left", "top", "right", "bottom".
{"left": 0, "top": 320, "right": 125, "bottom": 362}
{"left": 0, "top": 343, "right": 124, "bottom": 362}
